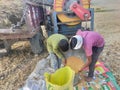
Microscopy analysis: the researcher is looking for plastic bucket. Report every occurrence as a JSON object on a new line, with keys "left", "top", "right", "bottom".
{"left": 44, "top": 66, "right": 75, "bottom": 90}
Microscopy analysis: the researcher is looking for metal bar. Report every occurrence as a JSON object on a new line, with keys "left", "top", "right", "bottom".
{"left": 52, "top": 11, "right": 59, "bottom": 34}
{"left": 0, "top": 32, "right": 36, "bottom": 40}
{"left": 58, "top": 30, "right": 77, "bottom": 34}
{"left": 56, "top": 8, "right": 90, "bottom": 14}
{"left": 38, "top": 2, "right": 53, "bottom": 7}
{"left": 56, "top": 11, "right": 74, "bottom": 14}
{"left": 0, "top": 29, "right": 37, "bottom": 40}
{"left": 26, "top": 0, "right": 53, "bottom": 7}
{"left": 90, "top": 8, "right": 94, "bottom": 30}
{"left": 57, "top": 20, "right": 91, "bottom": 25}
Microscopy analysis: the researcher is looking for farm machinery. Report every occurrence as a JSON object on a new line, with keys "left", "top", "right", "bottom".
{"left": 0, "top": 0, "right": 94, "bottom": 55}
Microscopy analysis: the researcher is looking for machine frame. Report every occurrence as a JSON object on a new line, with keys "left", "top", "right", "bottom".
{"left": 0, "top": 0, "right": 94, "bottom": 54}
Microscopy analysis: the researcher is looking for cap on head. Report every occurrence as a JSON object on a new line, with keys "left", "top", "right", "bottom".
{"left": 70, "top": 35, "right": 83, "bottom": 50}
{"left": 59, "top": 39, "right": 69, "bottom": 52}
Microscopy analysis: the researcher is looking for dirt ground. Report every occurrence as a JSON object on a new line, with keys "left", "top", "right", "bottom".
{"left": 0, "top": 0, "right": 120, "bottom": 90}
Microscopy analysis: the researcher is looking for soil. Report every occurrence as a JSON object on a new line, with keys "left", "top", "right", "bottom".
{"left": 0, "top": 0, "right": 120, "bottom": 90}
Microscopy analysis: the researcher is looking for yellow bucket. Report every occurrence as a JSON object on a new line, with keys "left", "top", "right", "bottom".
{"left": 44, "top": 66, "right": 75, "bottom": 90}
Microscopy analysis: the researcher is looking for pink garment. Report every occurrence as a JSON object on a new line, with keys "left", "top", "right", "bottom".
{"left": 76, "top": 30, "right": 104, "bottom": 56}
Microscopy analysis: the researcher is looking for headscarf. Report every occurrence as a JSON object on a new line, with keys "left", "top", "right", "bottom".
{"left": 72, "top": 35, "right": 83, "bottom": 49}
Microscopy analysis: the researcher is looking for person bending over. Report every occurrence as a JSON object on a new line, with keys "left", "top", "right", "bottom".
{"left": 47, "top": 34, "right": 69, "bottom": 70}
{"left": 70, "top": 29, "right": 105, "bottom": 82}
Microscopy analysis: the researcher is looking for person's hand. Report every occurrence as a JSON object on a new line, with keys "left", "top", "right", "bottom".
{"left": 64, "top": 59, "right": 67, "bottom": 66}
{"left": 63, "top": 59, "right": 67, "bottom": 66}
{"left": 78, "top": 69, "right": 83, "bottom": 73}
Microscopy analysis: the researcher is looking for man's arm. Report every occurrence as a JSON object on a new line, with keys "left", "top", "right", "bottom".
{"left": 46, "top": 41, "right": 53, "bottom": 53}
{"left": 79, "top": 56, "right": 92, "bottom": 72}
{"left": 53, "top": 49, "right": 64, "bottom": 60}
{"left": 53, "top": 49, "right": 67, "bottom": 65}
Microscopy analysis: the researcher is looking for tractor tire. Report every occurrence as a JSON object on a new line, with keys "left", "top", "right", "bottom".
{"left": 0, "top": 40, "right": 12, "bottom": 57}
{"left": 0, "top": 40, "right": 12, "bottom": 52}
{"left": 3, "top": 40, "right": 13, "bottom": 53}
{"left": 29, "top": 31, "right": 44, "bottom": 54}
{"left": 0, "top": 40, "right": 5, "bottom": 49}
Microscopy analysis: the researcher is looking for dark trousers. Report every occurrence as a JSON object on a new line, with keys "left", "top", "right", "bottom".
{"left": 88, "top": 45, "right": 104, "bottom": 77}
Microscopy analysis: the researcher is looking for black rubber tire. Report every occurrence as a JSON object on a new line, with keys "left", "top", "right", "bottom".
{"left": 0, "top": 40, "right": 5, "bottom": 49}
{"left": 29, "top": 31, "right": 44, "bottom": 54}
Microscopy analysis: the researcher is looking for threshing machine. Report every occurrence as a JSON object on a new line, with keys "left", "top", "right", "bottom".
{"left": 0, "top": 0, "right": 94, "bottom": 55}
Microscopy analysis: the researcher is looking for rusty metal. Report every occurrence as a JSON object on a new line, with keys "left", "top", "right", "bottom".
{"left": 26, "top": 0, "right": 53, "bottom": 7}
{"left": 0, "top": 29, "right": 37, "bottom": 40}
{"left": 26, "top": 0, "right": 40, "bottom": 6}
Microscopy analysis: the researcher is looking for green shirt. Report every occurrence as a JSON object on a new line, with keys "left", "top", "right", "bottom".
{"left": 47, "top": 34, "right": 68, "bottom": 60}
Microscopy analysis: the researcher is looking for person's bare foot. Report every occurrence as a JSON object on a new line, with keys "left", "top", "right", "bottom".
{"left": 84, "top": 76, "right": 93, "bottom": 82}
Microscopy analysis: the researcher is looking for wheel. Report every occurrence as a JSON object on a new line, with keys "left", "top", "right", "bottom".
{"left": 0, "top": 40, "right": 12, "bottom": 57}
{"left": 0, "top": 40, "right": 5, "bottom": 49}
{"left": 0, "top": 40, "right": 12, "bottom": 52}
{"left": 29, "top": 31, "right": 44, "bottom": 54}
